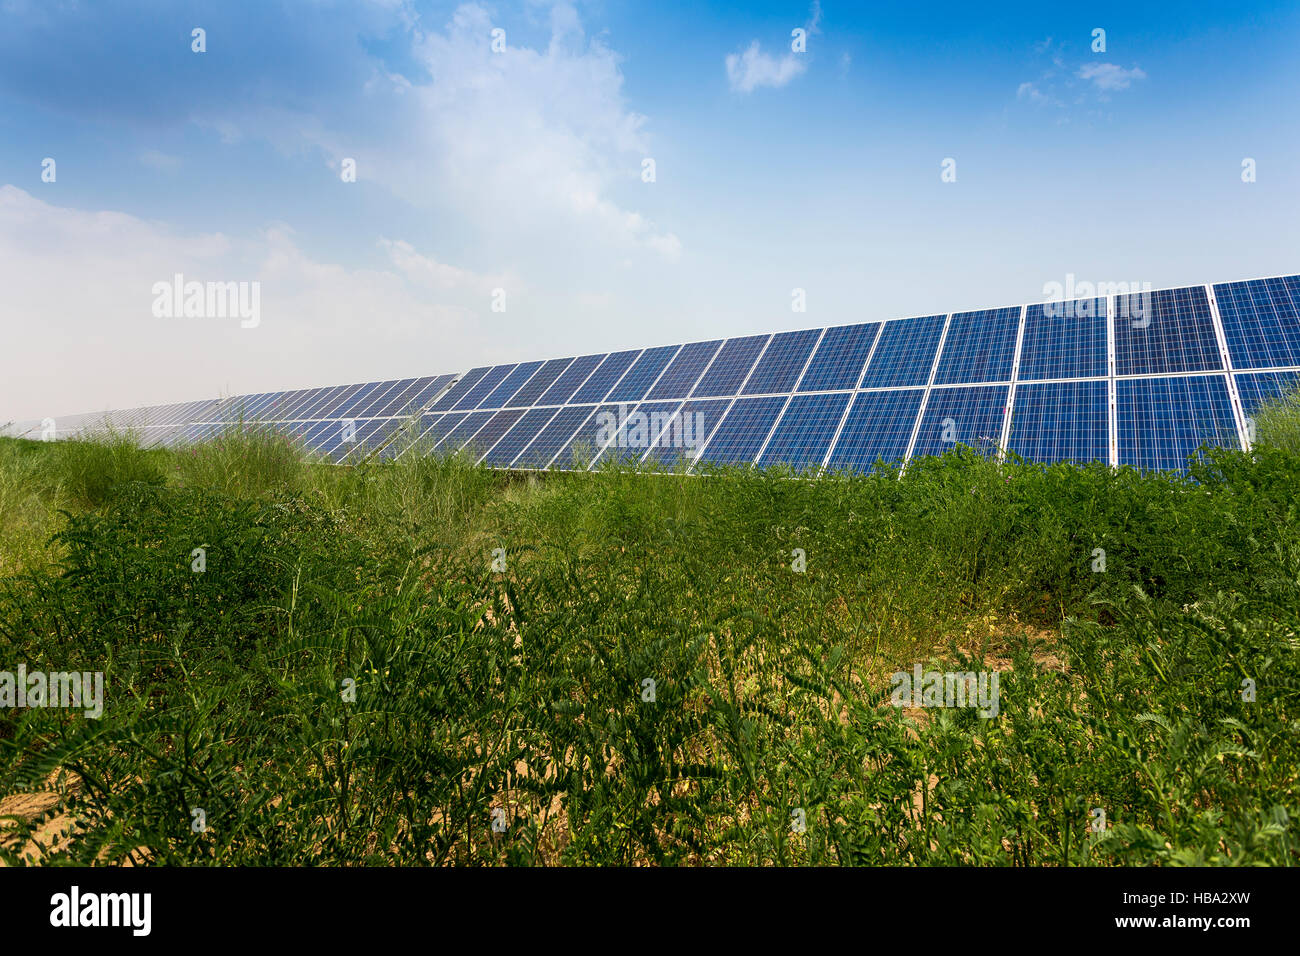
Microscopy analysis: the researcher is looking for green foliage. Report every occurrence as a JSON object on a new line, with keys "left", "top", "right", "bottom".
{"left": 0, "top": 433, "right": 1297, "bottom": 865}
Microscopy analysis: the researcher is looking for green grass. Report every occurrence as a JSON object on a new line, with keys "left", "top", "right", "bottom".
{"left": 0, "top": 422, "right": 1297, "bottom": 865}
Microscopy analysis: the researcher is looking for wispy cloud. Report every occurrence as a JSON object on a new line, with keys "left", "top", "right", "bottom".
{"left": 726, "top": 41, "right": 806, "bottom": 93}
{"left": 1076, "top": 62, "right": 1147, "bottom": 93}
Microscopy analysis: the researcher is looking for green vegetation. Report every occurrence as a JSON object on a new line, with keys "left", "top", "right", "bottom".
{"left": 0, "top": 414, "right": 1297, "bottom": 866}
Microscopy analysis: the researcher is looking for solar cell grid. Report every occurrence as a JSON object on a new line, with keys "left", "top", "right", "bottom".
{"left": 933, "top": 307, "right": 1021, "bottom": 385}
{"left": 513, "top": 404, "right": 596, "bottom": 469}
{"left": 1214, "top": 278, "right": 1300, "bottom": 371}
{"left": 507, "top": 358, "right": 574, "bottom": 407}
{"left": 757, "top": 392, "right": 851, "bottom": 470}
{"left": 537, "top": 354, "right": 606, "bottom": 406}
{"left": 478, "top": 362, "right": 544, "bottom": 409}
{"left": 824, "top": 389, "right": 924, "bottom": 472}
{"left": 455, "top": 365, "right": 517, "bottom": 410}
{"left": 480, "top": 407, "right": 560, "bottom": 466}
{"left": 1114, "top": 286, "right": 1222, "bottom": 377}
{"left": 743, "top": 328, "right": 821, "bottom": 395}
{"left": 909, "top": 384, "right": 1008, "bottom": 461}
{"left": 692, "top": 335, "right": 768, "bottom": 397}
{"left": 1116, "top": 375, "right": 1239, "bottom": 471}
{"left": 605, "top": 345, "right": 681, "bottom": 402}
{"left": 858, "top": 314, "right": 946, "bottom": 389}
{"left": 797, "top": 323, "right": 881, "bottom": 392}
{"left": 1006, "top": 380, "right": 1109, "bottom": 465}
{"left": 570, "top": 351, "right": 641, "bottom": 404}
{"left": 431, "top": 367, "right": 490, "bottom": 412}
{"left": 695, "top": 396, "right": 787, "bottom": 466}
{"left": 642, "top": 398, "right": 731, "bottom": 468}
{"left": 1018, "top": 299, "right": 1108, "bottom": 380}
{"left": 592, "top": 401, "right": 684, "bottom": 467}
{"left": 647, "top": 340, "right": 722, "bottom": 400}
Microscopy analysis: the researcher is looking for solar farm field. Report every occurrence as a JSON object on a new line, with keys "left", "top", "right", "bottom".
{"left": 1, "top": 383, "right": 1299, "bottom": 866}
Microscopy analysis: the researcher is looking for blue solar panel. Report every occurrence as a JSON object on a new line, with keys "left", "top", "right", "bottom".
{"left": 435, "top": 410, "right": 496, "bottom": 454}
{"left": 354, "top": 379, "right": 415, "bottom": 417}
{"left": 570, "top": 351, "right": 641, "bottom": 403}
{"left": 1006, "top": 380, "right": 1109, "bottom": 465}
{"left": 536, "top": 354, "right": 606, "bottom": 405}
{"left": 1116, "top": 375, "right": 1239, "bottom": 471}
{"left": 513, "top": 404, "right": 597, "bottom": 468}
{"left": 605, "top": 346, "right": 680, "bottom": 402}
{"left": 824, "top": 389, "right": 924, "bottom": 472}
{"left": 592, "top": 401, "right": 683, "bottom": 467}
{"left": 1234, "top": 370, "right": 1300, "bottom": 415}
{"left": 859, "top": 314, "right": 946, "bottom": 389}
{"left": 695, "top": 396, "right": 787, "bottom": 466}
{"left": 1114, "top": 286, "right": 1222, "bottom": 376}
{"left": 1214, "top": 276, "right": 1300, "bottom": 371}
{"left": 642, "top": 399, "right": 731, "bottom": 468}
{"left": 692, "top": 335, "right": 768, "bottom": 397}
{"left": 478, "top": 362, "right": 543, "bottom": 409}
{"left": 909, "top": 384, "right": 1008, "bottom": 460}
{"left": 455, "top": 365, "right": 517, "bottom": 410}
{"left": 314, "top": 383, "right": 366, "bottom": 418}
{"left": 756, "top": 392, "right": 851, "bottom": 470}
{"left": 333, "top": 382, "right": 386, "bottom": 418}
{"left": 742, "top": 329, "right": 821, "bottom": 394}
{"left": 551, "top": 403, "right": 623, "bottom": 470}
{"left": 508, "top": 358, "right": 574, "bottom": 407}
{"left": 459, "top": 409, "right": 526, "bottom": 458}
{"left": 431, "top": 367, "right": 490, "bottom": 412}
{"left": 404, "top": 375, "right": 457, "bottom": 411}
{"left": 647, "top": 341, "right": 722, "bottom": 400}
{"left": 933, "top": 307, "right": 1021, "bottom": 385}
{"left": 797, "top": 323, "right": 881, "bottom": 392}
{"left": 480, "top": 407, "right": 560, "bottom": 465}
{"left": 1018, "top": 299, "right": 1108, "bottom": 380}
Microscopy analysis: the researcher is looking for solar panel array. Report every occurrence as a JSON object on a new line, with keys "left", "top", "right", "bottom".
{"left": 6, "top": 274, "right": 1300, "bottom": 474}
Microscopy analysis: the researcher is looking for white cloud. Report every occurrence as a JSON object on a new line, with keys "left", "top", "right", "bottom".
{"left": 726, "top": 40, "right": 807, "bottom": 93}
{"left": 1076, "top": 62, "right": 1147, "bottom": 92}
{"left": 0, "top": 186, "right": 500, "bottom": 420}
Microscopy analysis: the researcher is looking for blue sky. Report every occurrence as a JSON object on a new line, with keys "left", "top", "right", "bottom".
{"left": 2, "top": 0, "right": 1298, "bottom": 419}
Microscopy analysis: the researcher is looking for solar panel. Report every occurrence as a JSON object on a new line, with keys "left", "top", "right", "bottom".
{"left": 756, "top": 392, "right": 851, "bottom": 470}
{"left": 692, "top": 335, "right": 768, "bottom": 397}
{"left": 859, "top": 314, "right": 946, "bottom": 389}
{"left": 480, "top": 407, "right": 560, "bottom": 466}
{"left": 1114, "top": 286, "right": 1222, "bottom": 376}
{"left": 1116, "top": 375, "right": 1239, "bottom": 471}
{"left": 537, "top": 354, "right": 606, "bottom": 406}
{"left": 933, "top": 307, "right": 1021, "bottom": 385}
{"left": 508, "top": 358, "right": 574, "bottom": 407}
{"left": 797, "top": 323, "right": 881, "bottom": 392}
{"left": 696, "top": 396, "right": 787, "bottom": 466}
{"left": 570, "top": 351, "right": 641, "bottom": 404}
{"left": 592, "top": 400, "right": 683, "bottom": 467}
{"left": 431, "top": 367, "right": 490, "bottom": 412}
{"left": 1006, "top": 380, "right": 1109, "bottom": 465}
{"left": 513, "top": 404, "right": 597, "bottom": 469}
{"left": 646, "top": 341, "right": 722, "bottom": 400}
{"left": 18, "top": 274, "right": 1300, "bottom": 477}
{"left": 605, "top": 346, "right": 681, "bottom": 403}
{"left": 824, "top": 389, "right": 925, "bottom": 472}
{"left": 909, "top": 384, "right": 1009, "bottom": 460}
{"left": 742, "top": 329, "right": 821, "bottom": 395}
{"left": 1018, "top": 299, "right": 1108, "bottom": 380}
{"left": 642, "top": 398, "right": 731, "bottom": 468}
{"left": 1214, "top": 277, "right": 1300, "bottom": 371}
